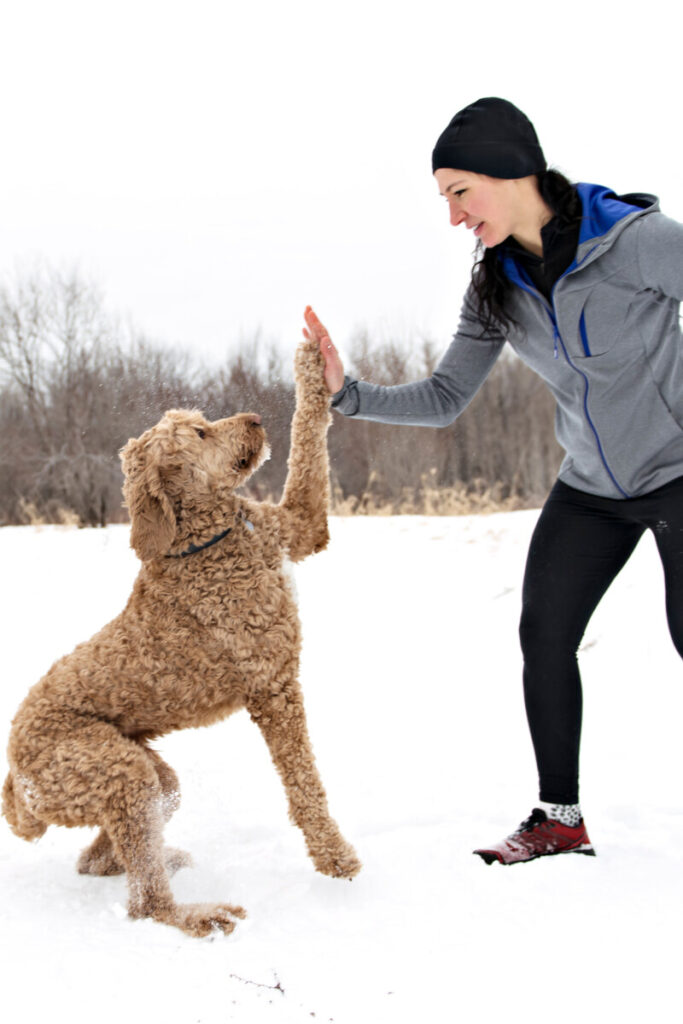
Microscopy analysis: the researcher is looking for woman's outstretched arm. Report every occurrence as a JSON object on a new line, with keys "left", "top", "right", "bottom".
{"left": 301, "top": 296, "right": 506, "bottom": 428}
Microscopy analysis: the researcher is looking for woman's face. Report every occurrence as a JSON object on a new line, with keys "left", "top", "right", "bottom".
{"left": 434, "top": 168, "right": 522, "bottom": 249}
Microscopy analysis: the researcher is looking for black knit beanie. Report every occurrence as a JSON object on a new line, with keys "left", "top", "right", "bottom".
{"left": 431, "top": 97, "right": 546, "bottom": 179}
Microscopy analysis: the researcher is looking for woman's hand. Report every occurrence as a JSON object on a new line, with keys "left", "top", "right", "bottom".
{"left": 303, "top": 306, "right": 345, "bottom": 395}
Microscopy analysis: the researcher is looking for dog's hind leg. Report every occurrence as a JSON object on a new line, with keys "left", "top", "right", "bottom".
{"left": 140, "top": 746, "right": 192, "bottom": 874}
{"left": 77, "top": 828, "right": 124, "bottom": 875}
{"left": 246, "top": 677, "right": 361, "bottom": 879}
{"left": 2, "top": 772, "right": 48, "bottom": 841}
{"left": 79, "top": 745, "right": 191, "bottom": 877}
{"left": 18, "top": 718, "right": 243, "bottom": 936}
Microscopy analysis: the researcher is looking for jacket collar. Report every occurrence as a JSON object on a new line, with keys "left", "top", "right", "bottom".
{"left": 501, "top": 183, "right": 659, "bottom": 291}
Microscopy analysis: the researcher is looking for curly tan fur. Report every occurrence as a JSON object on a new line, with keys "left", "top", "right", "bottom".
{"left": 2, "top": 339, "right": 360, "bottom": 938}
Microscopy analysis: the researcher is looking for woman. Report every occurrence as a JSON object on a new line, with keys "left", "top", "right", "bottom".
{"left": 302, "top": 96, "right": 683, "bottom": 865}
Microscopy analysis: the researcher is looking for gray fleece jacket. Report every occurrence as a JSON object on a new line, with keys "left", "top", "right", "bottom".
{"left": 332, "top": 182, "right": 683, "bottom": 499}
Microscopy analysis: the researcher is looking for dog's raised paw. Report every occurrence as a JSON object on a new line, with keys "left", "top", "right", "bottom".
{"left": 294, "top": 340, "right": 330, "bottom": 400}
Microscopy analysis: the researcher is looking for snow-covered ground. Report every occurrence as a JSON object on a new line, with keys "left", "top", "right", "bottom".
{"left": 1, "top": 513, "right": 682, "bottom": 1023}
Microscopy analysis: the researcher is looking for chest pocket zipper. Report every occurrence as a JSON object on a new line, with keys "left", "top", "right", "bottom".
{"left": 578, "top": 310, "right": 591, "bottom": 357}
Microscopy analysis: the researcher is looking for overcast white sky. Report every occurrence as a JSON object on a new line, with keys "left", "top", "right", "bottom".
{"left": 2, "top": 0, "right": 683, "bottom": 367}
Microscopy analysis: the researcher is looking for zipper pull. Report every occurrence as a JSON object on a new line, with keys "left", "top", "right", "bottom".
{"left": 545, "top": 306, "right": 560, "bottom": 359}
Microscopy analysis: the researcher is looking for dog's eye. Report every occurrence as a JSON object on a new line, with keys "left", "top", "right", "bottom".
{"left": 195, "top": 428, "right": 206, "bottom": 439}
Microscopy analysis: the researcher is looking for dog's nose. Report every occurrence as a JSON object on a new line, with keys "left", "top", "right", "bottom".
{"left": 247, "top": 413, "right": 261, "bottom": 426}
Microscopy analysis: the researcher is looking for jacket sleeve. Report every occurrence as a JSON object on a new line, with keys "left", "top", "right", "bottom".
{"left": 635, "top": 212, "right": 683, "bottom": 299}
{"left": 331, "top": 288, "right": 506, "bottom": 427}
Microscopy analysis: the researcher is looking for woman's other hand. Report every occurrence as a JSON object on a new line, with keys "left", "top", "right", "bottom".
{"left": 303, "top": 306, "right": 345, "bottom": 395}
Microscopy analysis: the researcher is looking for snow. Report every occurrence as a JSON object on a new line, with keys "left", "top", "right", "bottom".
{"left": 1, "top": 514, "right": 682, "bottom": 1023}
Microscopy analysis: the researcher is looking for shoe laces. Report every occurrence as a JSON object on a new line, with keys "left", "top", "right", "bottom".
{"left": 515, "top": 808, "right": 552, "bottom": 834}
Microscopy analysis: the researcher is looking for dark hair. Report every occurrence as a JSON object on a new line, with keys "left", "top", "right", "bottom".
{"left": 469, "top": 169, "right": 581, "bottom": 335}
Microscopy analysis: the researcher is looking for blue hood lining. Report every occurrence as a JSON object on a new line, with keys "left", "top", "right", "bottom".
{"left": 500, "top": 182, "right": 652, "bottom": 291}
{"left": 575, "top": 182, "right": 649, "bottom": 245}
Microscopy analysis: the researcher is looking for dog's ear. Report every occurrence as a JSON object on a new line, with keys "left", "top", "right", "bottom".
{"left": 120, "top": 435, "right": 176, "bottom": 561}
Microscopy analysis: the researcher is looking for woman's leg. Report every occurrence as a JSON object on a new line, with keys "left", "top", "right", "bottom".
{"left": 520, "top": 482, "right": 644, "bottom": 804}
{"left": 639, "top": 477, "right": 683, "bottom": 658}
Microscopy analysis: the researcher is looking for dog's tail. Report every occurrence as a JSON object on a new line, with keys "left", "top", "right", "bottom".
{"left": 2, "top": 772, "right": 47, "bottom": 841}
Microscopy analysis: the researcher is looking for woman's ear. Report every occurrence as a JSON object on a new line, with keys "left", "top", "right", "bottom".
{"left": 120, "top": 436, "right": 176, "bottom": 561}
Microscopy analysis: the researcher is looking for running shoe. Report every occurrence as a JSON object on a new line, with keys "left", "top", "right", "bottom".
{"left": 474, "top": 807, "right": 595, "bottom": 865}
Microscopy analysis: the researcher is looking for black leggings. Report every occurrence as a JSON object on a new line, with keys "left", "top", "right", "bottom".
{"left": 520, "top": 476, "right": 683, "bottom": 804}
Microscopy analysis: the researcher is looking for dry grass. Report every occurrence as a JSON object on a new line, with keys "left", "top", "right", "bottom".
{"left": 16, "top": 499, "right": 81, "bottom": 527}
{"left": 9, "top": 475, "right": 536, "bottom": 526}
{"left": 330, "top": 470, "right": 534, "bottom": 517}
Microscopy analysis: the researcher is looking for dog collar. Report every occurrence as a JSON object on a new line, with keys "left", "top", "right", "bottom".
{"left": 165, "top": 526, "right": 232, "bottom": 559}
{"left": 165, "top": 512, "right": 254, "bottom": 559}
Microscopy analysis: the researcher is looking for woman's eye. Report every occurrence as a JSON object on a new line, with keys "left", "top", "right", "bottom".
{"left": 196, "top": 428, "right": 206, "bottom": 439}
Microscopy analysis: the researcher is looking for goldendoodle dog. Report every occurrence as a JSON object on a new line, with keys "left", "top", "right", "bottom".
{"left": 2, "top": 338, "right": 360, "bottom": 937}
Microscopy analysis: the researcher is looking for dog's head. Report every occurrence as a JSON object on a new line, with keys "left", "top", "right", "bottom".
{"left": 120, "top": 409, "right": 269, "bottom": 561}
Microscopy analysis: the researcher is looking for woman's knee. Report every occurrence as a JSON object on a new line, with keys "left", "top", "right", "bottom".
{"left": 519, "top": 603, "right": 581, "bottom": 665}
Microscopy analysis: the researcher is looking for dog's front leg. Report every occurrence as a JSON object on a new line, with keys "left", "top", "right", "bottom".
{"left": 246, "top": 679, "right": 361, "bottom": 879}
{"left": 278, "top": 339, "right": 333, "bottom": 561}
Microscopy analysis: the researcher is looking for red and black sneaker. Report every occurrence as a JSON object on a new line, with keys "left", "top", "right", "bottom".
{"left": 474, "top": 807, "right": 595, "bottom": 865}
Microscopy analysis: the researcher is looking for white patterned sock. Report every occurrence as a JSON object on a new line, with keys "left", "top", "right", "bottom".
{"left": 539, "top": 801, "right": 582, "bottom": 827}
